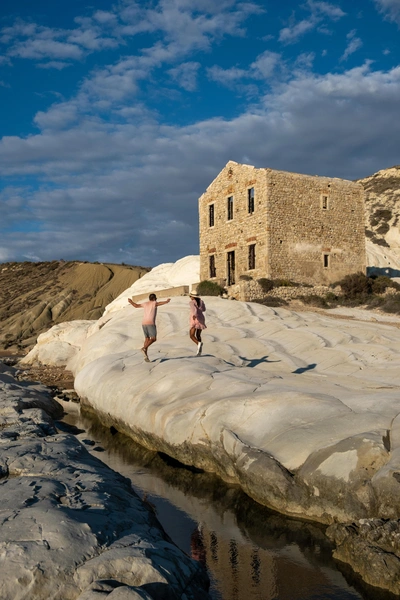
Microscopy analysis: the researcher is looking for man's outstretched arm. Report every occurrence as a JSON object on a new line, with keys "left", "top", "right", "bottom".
{"left": 128, "top": 299, "right": 143, "bottom": 308}
{"left": 156, "top": 298, "right": 171, "bottom": 306}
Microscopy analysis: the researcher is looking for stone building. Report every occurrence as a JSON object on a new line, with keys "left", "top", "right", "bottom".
{"left": 199, "top": 161, "right": 366, "bottom": 286}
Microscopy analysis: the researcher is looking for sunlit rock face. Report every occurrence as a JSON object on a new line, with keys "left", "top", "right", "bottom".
{"left": 104, "top": 255, "right": 200, "bottom": 315}
{"left": 0, "top": 365, "right": 210, "bottom": 600}
{"left": 26, "top": 289, "right": 400, "bottom": 526}
{"left": 360, "top": 166, "right": 400, "bottom": 275}
{"left": 21, "top": 251, "right": 400, "bottom": 527}
{"left": 21, "top": 320, "right": 94, "bottom": 367}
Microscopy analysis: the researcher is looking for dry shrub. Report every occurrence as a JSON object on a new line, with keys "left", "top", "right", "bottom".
{"left": 299, "top": 294, "right": 329, "bottom": 308}
{"left": 336, "top": 272, "right": 373, "bottom": 299}
{"left": 257, "top": 278, "right": 274, "bottom": 292}
{"left": 254, "top": 295, "right": 288, "bottom": 307}
{"left": 197, "top": 280, "right": 225, "bottom": 296}
{"left": 380, "top": 293, "right": 400, "bottom": 314}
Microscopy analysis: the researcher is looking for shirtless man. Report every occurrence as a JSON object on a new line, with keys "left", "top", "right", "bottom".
{"left": 128, "top": 293, "right": 170, "bottom": 362}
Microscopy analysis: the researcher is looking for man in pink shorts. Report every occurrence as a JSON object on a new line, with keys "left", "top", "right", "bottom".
{"left": 128, "top": 293, "right": 171, "bottom": 362}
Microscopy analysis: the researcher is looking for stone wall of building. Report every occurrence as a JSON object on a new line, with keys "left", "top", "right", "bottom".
{"left": 199, "top": 161, "right": 269, "bottom": 284}
{"left": 199, "top": 161, "right": 366, "bottom": 287}
{"left": 229, "top": 279, "right": 334, "bottom": 302}
{"left": 266, "top": 169, "right": 366, "bottom": 285}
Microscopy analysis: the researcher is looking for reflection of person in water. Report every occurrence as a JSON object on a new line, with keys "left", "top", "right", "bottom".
{"left": 190, "top": 525, "right": 206, "bottom": 565}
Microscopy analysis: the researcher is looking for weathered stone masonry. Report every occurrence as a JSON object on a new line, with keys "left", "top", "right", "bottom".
{"left": 199, "top": 161, "right": 366, "bottom": 286}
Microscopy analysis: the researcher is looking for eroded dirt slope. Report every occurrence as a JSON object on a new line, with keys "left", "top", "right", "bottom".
{"left": 0, "top": 260, "right": 149, "bottom": 351}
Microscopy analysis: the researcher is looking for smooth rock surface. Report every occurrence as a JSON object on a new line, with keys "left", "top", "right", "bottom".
{"left": 104, "top": 255, "right": 200, "bottom": 315}
{"left": 22, "top": 320, "right": 94, "bottom": 367}
{"left": 24, "top": 292, "right": 400, "bottom": 526}
{"left": 0, "top": 365, "right": 210, "bottom": 600}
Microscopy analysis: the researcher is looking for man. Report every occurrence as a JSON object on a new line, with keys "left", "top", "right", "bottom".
{"left": 128, "top": 293, "right": 170, "bottom": 362}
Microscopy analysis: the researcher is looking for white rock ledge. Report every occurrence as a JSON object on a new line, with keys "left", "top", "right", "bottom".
{"left": 0, "top": 363, "right": 209, "bottom": 600}
{"left": 23, "top": 294, "right": 400, "bottom": 526}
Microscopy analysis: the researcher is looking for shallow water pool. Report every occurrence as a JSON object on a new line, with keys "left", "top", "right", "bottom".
{"left": 59, "top": 403, "right": 397, "bottom": 600}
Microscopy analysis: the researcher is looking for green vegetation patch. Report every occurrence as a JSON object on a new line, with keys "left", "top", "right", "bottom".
{"left": 197, "top": 280, "right": 225, "bottom": 296}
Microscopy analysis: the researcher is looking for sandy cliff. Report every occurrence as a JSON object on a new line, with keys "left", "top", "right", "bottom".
{"left": 0, "top": 260, "right": 149, "bottom": 351}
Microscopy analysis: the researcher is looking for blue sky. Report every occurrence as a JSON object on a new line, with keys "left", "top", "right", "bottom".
{"left": 0, "top": 0, "right": 399, "bottom": 265}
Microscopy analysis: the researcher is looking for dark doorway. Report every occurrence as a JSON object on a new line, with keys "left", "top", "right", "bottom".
{"left": 227, "top": 251, "right": 235, "bottom": 285}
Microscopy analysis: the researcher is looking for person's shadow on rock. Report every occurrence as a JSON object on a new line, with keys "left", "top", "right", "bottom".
{"left": 238, "top": 355, "right": 281, "bottom": 368}
{"left": 292, "top": 363, "right": 317, "bottom": 374}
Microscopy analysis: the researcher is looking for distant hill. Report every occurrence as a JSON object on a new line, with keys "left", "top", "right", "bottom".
{"left": 0, "top": 261, "right": 149, "bottom": 352}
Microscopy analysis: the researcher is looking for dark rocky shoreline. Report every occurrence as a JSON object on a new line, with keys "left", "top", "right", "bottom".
{"left": 0, "top": 358, "right": 210, "bottom": 600}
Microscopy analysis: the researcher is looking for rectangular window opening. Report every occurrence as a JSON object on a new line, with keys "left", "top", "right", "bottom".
{"left": 323, "top": 254, "right": 329, "bottom": 268}
{"left": 322, "top": 195, "right": 328, "bottom": 210}
{"left": 227, "top": 196, "right": 234, "bottom": 221}
{"left": 227, "top": 251, "right": 235, "bottom": 285}
{"left": 209, "top": 255, "right": 216, "bottom": 278}
{"left": 248, "top": 244, "right": 256, "bottom": 270}
{"left": 248, "top": 187, "right": 255, "bottom": 214}
{"left": 209, "top": 204, "right": 215, "bottom": 227}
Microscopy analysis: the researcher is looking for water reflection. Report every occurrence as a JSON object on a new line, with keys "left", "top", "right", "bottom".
{"left": 59, "top": 404, "right": 398, "bottom": 600}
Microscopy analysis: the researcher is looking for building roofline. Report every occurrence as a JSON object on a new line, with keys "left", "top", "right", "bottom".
{"left": 225, "top": 161, "right": 361, "bottom": 186}
{"left": 199, "top": 161, "right": 362, "bottom": 198}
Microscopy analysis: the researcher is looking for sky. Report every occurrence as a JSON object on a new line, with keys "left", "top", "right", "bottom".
{"left": 0, "top": 0, "right": 399, "bottom": 266}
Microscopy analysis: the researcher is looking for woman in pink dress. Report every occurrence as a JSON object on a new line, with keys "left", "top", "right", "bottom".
{"left": 189, "top": 291, "right": 206, "bottom": 356}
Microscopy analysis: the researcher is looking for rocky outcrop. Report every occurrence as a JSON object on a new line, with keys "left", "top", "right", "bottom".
{"left": 326, "top": 519, "right": 400, "bottom": 595}
{"left": 0, "top": 362, "right": 209, "bottom": 600}
{"left": 23, "top": 296, "right": 400, "bottom": 524}
{"left": 358, "top": 166, "right": 400, "bottom": 275}
{"left": 358, "top": 166, "right": 400, "bottom": 246}
{"left": 23, "top": 320, "right": 94, "bottom": 367}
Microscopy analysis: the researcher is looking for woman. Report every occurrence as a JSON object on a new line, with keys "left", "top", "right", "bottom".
{"left": 189, "top": 291, "right": 206, "bottom": 355}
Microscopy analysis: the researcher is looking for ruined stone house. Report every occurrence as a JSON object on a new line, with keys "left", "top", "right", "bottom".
{"left": 199, "top": 161, "right": 366, "bottom": 287}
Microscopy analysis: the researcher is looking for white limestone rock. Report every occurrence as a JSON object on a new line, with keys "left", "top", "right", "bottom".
{"left": 366, "top": 239, "right": 400, "bottom": 275}
{"left": 19, "top": 252, "right": 400, "bottom": 528}
{"left": 51, "top": 294, "right": 400, "bottom": 526}
{"left": 104, "top": 255, "right": 200, "bottom": 315}
{"left": 21, "top": 320, "right": 94, "bottom": 366}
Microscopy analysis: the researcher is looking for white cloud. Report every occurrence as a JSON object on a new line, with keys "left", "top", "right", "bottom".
{"left": 251, "top": 50, "right": 282, "bottom": 78}
{"left": 374, "top": 0, "right": 400, "bottom": 25}
{"left": 0, "top": 55, "right": 11, "bottom": 66}
{"left": 279, "top": 1, "right": 345, "bottom": 44}
{"left": 279, "top": 18, "right": 316, "bottom": 44}
{"left": 306, "top": 1, "right": 346, "bottom": 19}
{"left": 0, "top": 14, "right": 121, "bottom": 66}
{"left": 34, "top": 100, "right": 81, "bottom": 131}
{"left": 2, "top": 60, "right": 400, "bottom": 264}
{"left": 340, "top": 29, "right": 363, "bottom": 61}
{"left": 168, "top": 62, "right": 201, "bottom": 91}
{"left": 0, "top": 248, "right": 11, "bottom": 262}
{"left": 93, "top": 10, "right": 119, "bottom": 26}
{"left": 37, "top": 61, "right": 73, "bottom": 70}
{"left": 9, "top": 38, "right": 83, "bottom": 60}
{"left": 207, "top": 65, "right": 248, "bottom": 86}
{"left": 207, "top": 51, "right": 282, "bottom": 88}
{"left": 294, "top": 52, "right": 316, "bottom": 69}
